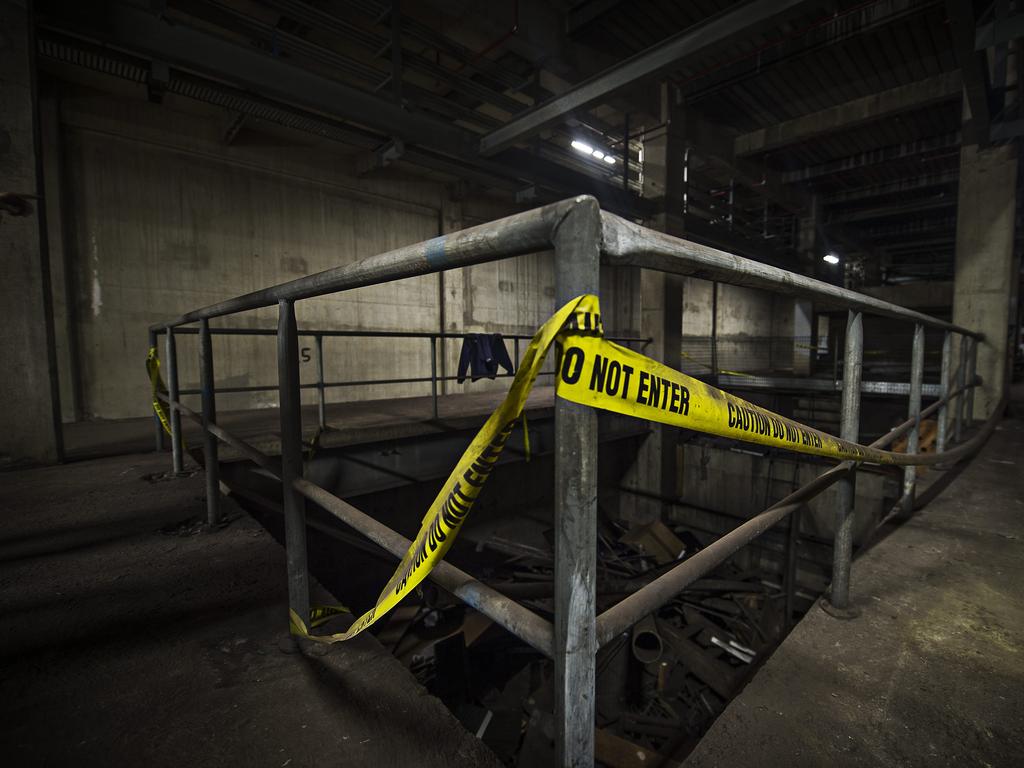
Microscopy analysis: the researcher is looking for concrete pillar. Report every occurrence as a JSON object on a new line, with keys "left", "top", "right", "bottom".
{"left": 951, "top": 143, "right": 1018, "bottom": 419}
{"left": 619, "top": 84, "right": 685, "bottom": 521}
{"left": 0, "top": 0, "right": 62, "bottom": 465}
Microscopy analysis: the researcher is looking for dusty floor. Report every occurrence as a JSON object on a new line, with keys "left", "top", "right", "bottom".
{"left": 63, "top": 387, "right": 556, "bottom": 461}
{"left": 0, "top": 453, "right": 500, "bottom": 767}
{"left": 685, "top": 404, "right": 1024, "bottom": 767}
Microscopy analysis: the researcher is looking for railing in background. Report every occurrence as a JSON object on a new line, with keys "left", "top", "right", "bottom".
{"left": 148, "top": 196, "right": 989, "bottom": 768}
{"left": 149, "top": 325, "right": 650, "bottom": 441}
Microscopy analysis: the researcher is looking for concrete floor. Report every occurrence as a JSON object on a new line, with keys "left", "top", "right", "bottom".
{"left": 0, "top": 453, "right": 500, "bottom": 767}
{"left": 685, "top": 401, "right": 1024, "bottom": 767}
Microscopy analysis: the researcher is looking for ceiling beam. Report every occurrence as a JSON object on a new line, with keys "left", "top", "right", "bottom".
{"left": 44, "top": 4, "right": 649, "bottom": 215}
{"left": 780, "top": 132, "right": 961, "bottom": 183}
{"left": 821, "top": 170, "right": 959, "bottom": 204}
{"left": 826, "top": 196, "right": 956, "bottom": 225}
{"left": 478, "top": 0, "right": 815, "bottom": 156}
{"left": 734, "top": 71, "right": 963, "bottom": 157}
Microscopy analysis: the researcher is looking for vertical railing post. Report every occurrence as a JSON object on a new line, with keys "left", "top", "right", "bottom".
{"left": 965, "top": 336, "right": 978, "bottom": 424}
{"left": 278, "top": 300, "right": 310, "bottom": 632}
{"left": 552, "top": 197, "right": 600, "bottom": 768}
{"left": 829, "top": 310, "right": 862, "bottom": 612}
{"left": 902, "top": 324, "right": 925, "bottom": 515}
{"left": 936, "top": 331, "right": 952, "bottom": 454}
{"left": 315, "top": 334, "right": 326, "bottom": 431}
{"left": 710, "top": 282, "right": 719, "bottom": 378}
{"left": 149, "top": 329, "right": 165, "bottom": 452}
{"left": 165, "top": 326, "right": 184, "bottom": 475}
{"left": 199, "top": 319, "right": 220, "bottom": 527}
{"left": 954, "top": 334, "right": 967, "bottom": 443}
{"left": 430, "top": 336, "right": 439, "bottom": 419}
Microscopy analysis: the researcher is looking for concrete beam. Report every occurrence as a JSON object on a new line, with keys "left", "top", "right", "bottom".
{"left": 479, "top": 0, "right": 816, "bottom": 155}
{"left": 780, "top": 132, "right": 961, "bottom": 183}
{"left": 821, "top": 170, "right": 959, "bottom": 204}
{"left": 734, "top": 71, "right": 963, "bottom": 157}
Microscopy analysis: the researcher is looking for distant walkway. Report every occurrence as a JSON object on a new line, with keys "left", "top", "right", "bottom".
{"left": 685, "top": 398, "right": 1024, "bottom": 766}
{"left": 64, "top": 386, "right": 556, "bottom": 461}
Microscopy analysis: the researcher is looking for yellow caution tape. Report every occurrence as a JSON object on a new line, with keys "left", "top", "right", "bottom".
{"left": 557, "top": 334, "right": 894, "bottom": 465}
{"left": 146, "top": 347, "right": 175, "bottom": 438}
{"left": 157, "top": 294, "right": 912, "bottom": 644}
{"left": 290, "top": 295, "right": 602, "bottom": 643}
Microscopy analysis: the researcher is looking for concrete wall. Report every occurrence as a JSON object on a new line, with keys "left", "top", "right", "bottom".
{"left": 49, "top": 84, "right": 577, "bottom": 421}
{"left": 0, "top": 2, "right": 61, "bottom": 465}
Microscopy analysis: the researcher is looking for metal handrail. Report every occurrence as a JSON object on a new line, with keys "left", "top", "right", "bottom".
{"left": 148, "top": 196, "right": 991, "bottom": 767}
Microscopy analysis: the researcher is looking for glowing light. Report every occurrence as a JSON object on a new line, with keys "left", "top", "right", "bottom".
{"left": 603, "top": 154, "right": 616, "bottom": 164}
{"left": 592, "top": 150, "right": 605, "bottom": 160}
{"left": 571, "top": 139, "right": 594, "bottom": 155}
{"left": 823, "top": 253, "right": 840, "bottom": 265}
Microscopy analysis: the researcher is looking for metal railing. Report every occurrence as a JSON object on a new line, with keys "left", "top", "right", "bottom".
{"left": 149, "top": 196, "right": 990, "bottom": 768}
{"left": 149, "top": 325, "right": 649, "bottom": 440}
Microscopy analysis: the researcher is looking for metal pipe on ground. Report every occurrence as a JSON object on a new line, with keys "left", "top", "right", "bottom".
{"left": 631, "top": 614, "right": 663, "bottom": 664}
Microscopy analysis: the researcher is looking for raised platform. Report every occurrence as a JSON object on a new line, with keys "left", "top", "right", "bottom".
{"left": 0, "top": 453, "right": 500, "bottom": 767}
{"left": 684, "top": 402, "right": 1024, "bottom": 767}
{"left": 63, "top": 386, "right": 557, "bottom": 461}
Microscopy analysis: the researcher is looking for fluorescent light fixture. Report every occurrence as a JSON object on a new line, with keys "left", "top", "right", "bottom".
{"left": 592, "top": 150, "right": 605, "bottom": 160}
{"left": 603, "top": 154, "right": 616, "bottom": 164}
{"left": 571, "top": 139, "right": 594, "bottom": 155}
{"left": 823, "top": 253, "right": 840, "bottom": 265}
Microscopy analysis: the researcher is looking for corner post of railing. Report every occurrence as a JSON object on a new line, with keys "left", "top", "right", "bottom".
{"left": 965, "top": 335, "right": 978, "bottom": 424}
{"left": 149, "top": 328, "right": 165, "bottom": 453}
{"left": 552, "top": 196, "right": 600, "bottom": 768}
{"left": 278, "top": 299, "right": 311, "bottom": 631}
{"left": 198, "top": 318, "right": 221, "bottom": 527}
{"left": 430, "top": 335, "right": 439, "bottom": 420}
{"left": 164, "top": 325, "right": 184, "bottom": 475}
{"left": 829, "top": 309, "right": 862, "bottom": 613}
{"left": 936, "top": 330, "right": 952, "bottom": 453}
{"left": 315, "top": 333, "right": 326, "bottom": 430}
{"left": 902, "top": 323, "right": 925, "bottom": 515}
{"left": 954, "top": 334, "right": 968, "bottom": 443}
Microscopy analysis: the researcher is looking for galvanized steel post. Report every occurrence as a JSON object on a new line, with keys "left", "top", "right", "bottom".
{"left": 552, "top": 197, "right": 600, "bottom": 768}
{"left": 936, "top": 331, "right": 952, "bottom": 454}
{"left": 430, "top": 336, "right": 439, "bottom": 419}
{"left": 149, "top": 329, "right": 165, "bottom": 452}
{"left": 954, "top": 334, "right": 967, "bottom": 443}
{"left": 830, "top": 310, "right": 862, "bottom": 611}
{"left": 164, "top": 326, "right": 184, "bottom": 475}
{"left": 315, "top": 334, "right": 326, "bottom": 430}
{"left": 902, "top": 323, "right": 925, "bottom": 515}
{"left": 278, "top": 300, "right": 311, "bottom": 630}
{"left": 965, "top": 336, "right": 978, "bottom": 423}
{"left": 199, "top": 318, "right": 221, "bottom": 527}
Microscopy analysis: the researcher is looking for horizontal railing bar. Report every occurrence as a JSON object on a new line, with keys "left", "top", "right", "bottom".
{"left": 164, "top": 394, "right": 555, "bottom": 657}
{"left": 600, "top": 211, "right": 982, "bottom": 338}
{"left": 150, "top": 197, "right": 586, "bottom": 330}
{"left": 178, "top": 374, "right": 978, "bottom": 402}
{"left": 151, "top": 325, "right": 649, "bottom": 344}
{"left": 715, "top": 375, "right": 945, "bottom": 398}
{"left": 594, "top": 385, "right": 1002, "bottom": 646}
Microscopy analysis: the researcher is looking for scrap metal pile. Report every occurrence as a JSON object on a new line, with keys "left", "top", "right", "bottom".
{"left": 370, "top": 512, "right": 795, "bottom": 766}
